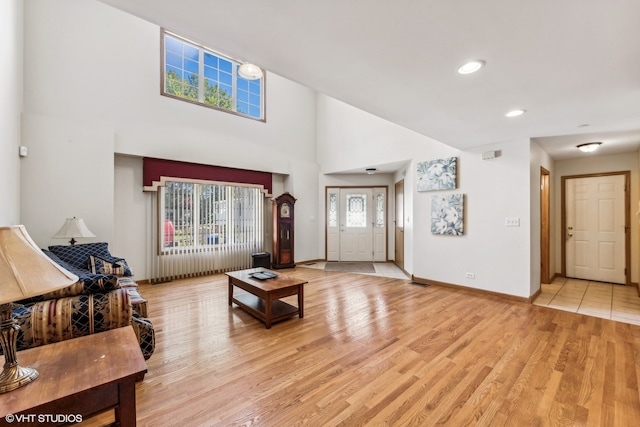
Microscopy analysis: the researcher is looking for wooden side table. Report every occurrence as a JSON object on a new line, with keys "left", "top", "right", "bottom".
{"left": 0, "top": 326, "right": 147, "bottom": 427}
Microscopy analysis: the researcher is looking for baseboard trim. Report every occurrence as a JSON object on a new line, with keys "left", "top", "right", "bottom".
{"left": 529, "top": 287, "right": 542, "bottom": 303}
{"left": 411, "top": 275, "right": 531, "bottom": 304}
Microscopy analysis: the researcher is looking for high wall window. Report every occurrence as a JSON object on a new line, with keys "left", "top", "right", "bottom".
{"left": 162, "top": 30, "right": 264, "bottom": 121}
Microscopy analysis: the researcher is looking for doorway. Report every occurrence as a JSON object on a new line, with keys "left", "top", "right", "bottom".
{"left": 326, "top": 187, "right": 387, "bottom": 262}
{"left": 561, "top": 172, "right": 630, "bottom": 285}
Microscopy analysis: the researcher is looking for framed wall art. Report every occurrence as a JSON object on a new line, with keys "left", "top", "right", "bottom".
{"left": 417, "top": 157, "right": 457, "bottom": 192}
{"left": 431, "top": 193, "right": 464, "bottom": 235}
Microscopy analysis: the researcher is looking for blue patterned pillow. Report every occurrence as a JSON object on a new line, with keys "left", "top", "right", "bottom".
{"left": 48, "top": 243, "right": 111, "bottom": 270}
{"left": 88, "top": 255, "right": 131, "bottom": 277}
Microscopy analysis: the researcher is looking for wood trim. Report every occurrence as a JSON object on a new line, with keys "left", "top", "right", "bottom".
{"left": 410, "top": 275, "right": 532, "bottom": 304}
{"left": 561, "top": 171, "right": 631, "bottom": 285}
{"left": 540, "top": 167, "right": 550, "bottom": 284}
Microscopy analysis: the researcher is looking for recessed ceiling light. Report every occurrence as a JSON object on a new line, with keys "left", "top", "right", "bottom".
{"left": 576, "top": 142, "right": 602, "bottom": 153}
{"left": 457, "top": 60, "right": 485, "bottom": 75}
{"left": 505, "top": 109, "right": 526, "bottom": 117}
{"left": 365, "top": 168, "right": 378, "bottom": 175}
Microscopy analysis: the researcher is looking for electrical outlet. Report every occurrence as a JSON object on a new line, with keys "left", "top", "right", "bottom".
{"left": 465, "top": 272, "right": 475, "bottom": 279}
{"left": 505, "top": 217, "right": 520, "bottom": 227}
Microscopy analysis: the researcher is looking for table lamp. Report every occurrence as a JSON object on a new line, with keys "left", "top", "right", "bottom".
{"left": 52, "top": 217, "right": 95, "bottom": 245}
{"left": 0, "top": 225, "right": 79, "bottom": 393}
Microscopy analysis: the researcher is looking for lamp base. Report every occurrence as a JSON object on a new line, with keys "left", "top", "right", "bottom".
{"left": 0, "top": 363, "right": 38, "bottom": 393}
{"left": 0, "top": 303, "right": 39, "bottom": 393}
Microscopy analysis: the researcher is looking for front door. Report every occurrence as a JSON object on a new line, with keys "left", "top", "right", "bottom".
{"left": 564, "top": 173, "right": 628, "bottom": 284}
{"left": 326, "top": 187, "right": 386, "bottom": 262}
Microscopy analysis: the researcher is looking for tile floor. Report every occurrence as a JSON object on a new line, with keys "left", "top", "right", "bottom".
{"left": 533, "top": 277, "right": 640, "bottom": 326}
{"left": 299, "top": 261, "right": 410, "bottom": 280}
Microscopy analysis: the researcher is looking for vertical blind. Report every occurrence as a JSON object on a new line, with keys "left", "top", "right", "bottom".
{"left": 149, "top": 179, "right": 266, "bottom": 282}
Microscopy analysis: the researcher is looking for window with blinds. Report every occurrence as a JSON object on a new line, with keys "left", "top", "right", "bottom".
{"left": 154, "top": 179, "right": 265, "bottom": 281}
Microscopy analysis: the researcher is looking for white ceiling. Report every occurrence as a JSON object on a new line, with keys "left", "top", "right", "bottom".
{"left": 99, "top": 0, "right": 640, "bottom": 161}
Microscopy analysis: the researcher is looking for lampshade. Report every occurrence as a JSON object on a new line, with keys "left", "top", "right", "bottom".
{"left": 0, "top": 225, "right": 78, "bottom": 305}
{"left": 238, "top": 63, "right": 263, "bottom": 80}
{"left": 52, "top": 217, "right": 95, "bottom": 245}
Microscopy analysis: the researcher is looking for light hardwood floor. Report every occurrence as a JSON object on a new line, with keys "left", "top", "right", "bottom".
{"left": 81, "top": 268, "right": 640, "bottom": 426}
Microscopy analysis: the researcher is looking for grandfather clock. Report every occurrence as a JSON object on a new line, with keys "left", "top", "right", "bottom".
{"left": 272, "top": 192, "right": 296, "bottom": 269}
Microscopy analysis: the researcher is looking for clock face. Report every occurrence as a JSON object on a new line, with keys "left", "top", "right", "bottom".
{"left": 280, "top": 203, "right": 290, "bottom": 218}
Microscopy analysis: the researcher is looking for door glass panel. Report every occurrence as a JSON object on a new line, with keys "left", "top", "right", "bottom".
{"left": 328, "top": 193, "right": 338, "bottom": 227}
{"left": 346, "top": 194, "right": 367, "bottom": 227}
{"left": 375, "top": 193, "right": 385, "bottom": 227}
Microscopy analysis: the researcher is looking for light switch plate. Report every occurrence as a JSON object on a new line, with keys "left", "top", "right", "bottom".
{"left": 505, "top": 217, "right": 520, "bottom": 227}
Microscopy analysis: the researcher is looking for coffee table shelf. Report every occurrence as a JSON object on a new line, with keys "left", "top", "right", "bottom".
{"left": 233, "top": 293, "right": 299, "bottom": 323}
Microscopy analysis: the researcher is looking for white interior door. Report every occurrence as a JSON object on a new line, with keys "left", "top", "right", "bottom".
{"left": 566, "top": 175, "right": 626, "bottom": 284}
{"left": 326, "top": 187, "right": 386, "bottom": 262}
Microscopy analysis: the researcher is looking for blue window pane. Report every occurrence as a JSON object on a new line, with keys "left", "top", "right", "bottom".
{"left": 219, "top": 58, "right": 232, "bottom": 73}
{"left": 204, "top": 66, "right": 218, "bottom": 80}
{"left": 165, "top": 36, "right": 183, "bottom": 54}
{"left": 184, "top": 44, "right": 199, "bottom": 61}
{"left": 237, "top": 89, "right": 248, "bottom": 102}
{"left": 249, "top": 81, "right": 261, "bottom": 95}
{"left": 220, "top": 71, "right": 232, "bottom": 85}
{"left": 205, "top": 78, "right": 217, "bottom": 88}
{"left": 184, "top": 59, "right": 199, "bottom": 74}
{"left": 166, "top": 65, "right": 182, "bottom": 78}
{"left": 249, "top": 105, "right": 261, "bottom": 118}
{"left": 166, "top": 52, "right": 183, "bottom": 69}
{"left": 237, "top": 79, "right": 248, "bottom": 91}
{"left": 204, "top": 52, "right": 218, "bottom": 68}
{"left": 237, "top": 101, "right": 248, "bottom": 114}
{"left": 220, "top": 84, "right": 232, "bottom": 96}
{"left": 249, "top": 93, "right": 260, "bottom": 106}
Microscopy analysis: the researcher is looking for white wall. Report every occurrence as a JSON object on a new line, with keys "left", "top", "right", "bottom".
{"left": 0, "top": 0, "right": 22, "bottom": 226}
{"left": 20, "top": 114, "right": 115, "bottom": 248}
{"left": 554, "top": 152, "right": 639, "bottom": 284}
{"left": 416, "top": 142, "right": 532, "bottom": 298}
{"left": 21, "top": 0, "right": 319, "bottom": 277}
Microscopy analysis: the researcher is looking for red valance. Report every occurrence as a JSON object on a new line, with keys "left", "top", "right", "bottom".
{"left": 143, "top": 157, "right": 272, "bottom": 193}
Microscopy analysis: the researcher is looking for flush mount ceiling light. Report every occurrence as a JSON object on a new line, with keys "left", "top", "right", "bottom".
{"left": 365, "top": 168, "right": 378, "bottom": 175}
{"left": 505, "top": 109, "right": 526, "bottom": 117}
{"left": 457, "top": 60, "right": 485, "bottom": 75}
{"left": 576, "top": 142, "right": 602, "bottom": 153}
{"left": 238, "top": 63, "right": 263, "bottom": 80}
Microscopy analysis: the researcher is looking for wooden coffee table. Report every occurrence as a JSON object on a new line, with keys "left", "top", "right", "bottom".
{"left": 0, "top": 326, "right": 147, "bottom": 427}
{"left": 227, "top": 268, "right": 307, "bottom": 328}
